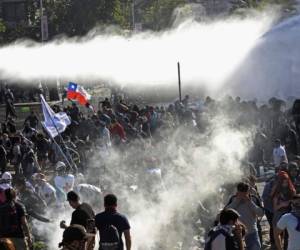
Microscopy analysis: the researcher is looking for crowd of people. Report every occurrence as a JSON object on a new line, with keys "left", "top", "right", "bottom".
{"left": 0, "top": 87, "right": 300, "bottom": 250}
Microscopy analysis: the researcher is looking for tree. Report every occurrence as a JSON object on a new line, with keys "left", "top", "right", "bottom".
{"left": 230, "top": 0, "right": 298, "bottom": 16}
{"left": 0, "top": 0, "right": 131, "bottom": 43}
{"left": 141, "top": 0, "right": 187, "bottom": 30}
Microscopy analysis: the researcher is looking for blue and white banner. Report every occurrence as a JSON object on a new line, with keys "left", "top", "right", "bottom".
{"left": 40, "top": 94, "right": 71, "bottom": 138}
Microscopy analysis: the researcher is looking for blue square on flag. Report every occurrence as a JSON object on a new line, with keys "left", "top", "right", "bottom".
{"left": 68, "top": 82, "right": 77, "bottom": 92}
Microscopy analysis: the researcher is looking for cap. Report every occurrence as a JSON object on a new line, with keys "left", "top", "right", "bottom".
{"left": 56, "top": 161, "right": 66, "bottom": 172}
{"left": 62, "top": 225, "right": 93, "bottom": 244}
{"left": 1, "top": 172, "right": 12, "bottom": 181}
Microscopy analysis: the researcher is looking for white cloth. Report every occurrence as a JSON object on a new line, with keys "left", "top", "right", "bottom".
{"left": 0, "top": 183, "right": 11, "bottom": 190}
{"left": 54, "top": 174, "right": 75, "bottom": 193}
{"left": 37, "top": 182, "right": 57, "bottom": 205}
{"left": 277, "top": 213, "right": 300, "bottom": 250}
{"left": 273, "top": 146, "right": 287, "bottom": 167}
{"left": 41, "top": 94, "right": 71, "bottom": 138}
{"left": 75, "top": 183, "right": 101, "bottom": 197}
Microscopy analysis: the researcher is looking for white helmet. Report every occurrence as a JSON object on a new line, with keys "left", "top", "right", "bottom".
{"left": 56, "top": 161, "right": 66, "bottom": 172}
{"left": 1, "top": 172, "right": 12, "bottom": 181}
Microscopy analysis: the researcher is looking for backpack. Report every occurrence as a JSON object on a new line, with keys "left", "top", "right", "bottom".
{"left": 0, "top": 202, "right": 19, "bottom": 237}
{"left": 226, "top": 194, "right": 263, "bottom": 209}
{"left": 204, "top": 228, "right": 239, "bottom": 250}
{"left": 100, "top": 225, "right": 120, "bottom": 250}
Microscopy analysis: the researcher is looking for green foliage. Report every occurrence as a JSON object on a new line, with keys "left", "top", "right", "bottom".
{"left": 33, "top": 241, "right": 47, "bottom": 250}
{"left": 1, "top": 0, "right": 132, "bottom": 43}
{"left": 141, "top": 0, "right": 187, "bottom": 30}
{"left": 0, "top": 19, "right": 6, "bottom": 33}
{"left": 230, "top": 0, "right": 298, "bottom": 15}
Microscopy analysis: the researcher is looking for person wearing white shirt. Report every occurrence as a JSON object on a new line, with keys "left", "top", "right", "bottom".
{"left": 99, "top": 121, "right": 111, "bottom": 148}
{"left": 276, "top": 194, "right": 300, "bottom": 250}
{"left": 54, "top": 162, "right": 75, "bottom": 195}
{"left": 273, "top": 139, "right": 288, "bottom": 167}
{"left": 33, "top": 173, "right": 57, "bottom": 206}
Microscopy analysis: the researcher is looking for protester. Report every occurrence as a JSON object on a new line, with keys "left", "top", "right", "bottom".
{"left": 276, "top": 194, "right": 300, "bottom": 250}
{"left": 60, "top": 191, "right": 95, "bottom": 230}
{"left": 95, "top": 194, "right": 131, "bottom": 250}
{"left": 205, "top": 208, "right": 244, "bottom": 250}
{"left": 272, "top": 171, "right": 296, "bottom": 249}
{"left": 24, "top": 111, "right": 39, "bottom": 130}
{"left": 0, "top": 188, "right": 32, "bottom": 250}
{"left": 59, "top": 224, "right": 94, "bottom": 250}
{"left": 32, "top": 173, "right": 57, "bottom": 207}
{"left": 0, "top": 139, "right": 7, "bottom": 173}
{"left": 54, "top": 161, "right": 75, "bottom": 194}
{"left": 262, "top": 176, "right": 276, "bottom": 248}
{"left": 14, "top": 177, "right": 49, "bottom": 223}
{"left": 4, "top": 86, "right": 17, "bottom": 121}
{"left": 273, "top": 139, "right": 288, "bottom": 168}
{"left": 226, "top": 182, "right": 264, "bottom": 250}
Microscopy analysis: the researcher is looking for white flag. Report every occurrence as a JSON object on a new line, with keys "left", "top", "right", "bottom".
{"left": 40, "top": 95, "right": 71, "bottom": 138}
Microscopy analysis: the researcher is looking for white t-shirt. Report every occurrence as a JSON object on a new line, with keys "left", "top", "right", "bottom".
{"left": 75, "top": 183, "right": 102, "bottom": 198}
{"left": 273, "top": 146, "right": 287, "bottom": 167}
{"left": 37, "top": 182, "right": 57, "bottom": 205}
{"left": 277, "top": 213, "right": 300, "bottom": 250}
{"left": 54, "top": 174, "right": 75, "bottom": 194}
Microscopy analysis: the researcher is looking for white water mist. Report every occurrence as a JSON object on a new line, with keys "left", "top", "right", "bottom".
{"left": 0, "top": 12, "right": 274, "bottom": 97}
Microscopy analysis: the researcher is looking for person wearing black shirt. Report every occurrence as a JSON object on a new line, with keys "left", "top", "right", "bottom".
{"left": 4, "top": 87, "right": 17, "bottom": 121}
{"left": 95, "top": 194, "right": 131, "bottom": 250}
{"left": 0, "top": 139, "right": 7, "bottom": 173}
{"left": 35, "top": 133, "right": 49, "bottom": 170}
{"left": 61, "top": 191, "right": 95, "bottom": 230}
{"left": 24, "top": 111, "right": 39, "bottom": 130}
{"left": 0, "top": 188, "right": 32, "bottom": 250}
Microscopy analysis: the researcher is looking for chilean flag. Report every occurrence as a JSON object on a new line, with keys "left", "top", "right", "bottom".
{"left": 67, "top": 82, "right": 91, "bottom": 106}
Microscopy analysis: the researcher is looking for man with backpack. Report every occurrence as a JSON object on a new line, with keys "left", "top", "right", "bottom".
{"left": 0, "top": 188, "right": 32, "bottom": 250}
{"left": 226, "top": 182, "right": 264, "bottom": 250}
{"left": 205, "top": 208, "right": 244, "bottom": 250}
{"left": 95, "top": 194, "right": 131, "bottom": 250}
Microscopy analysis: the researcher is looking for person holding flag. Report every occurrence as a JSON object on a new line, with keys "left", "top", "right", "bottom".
{"left": 40, "top": 94, "right": 76, "bottom": 172}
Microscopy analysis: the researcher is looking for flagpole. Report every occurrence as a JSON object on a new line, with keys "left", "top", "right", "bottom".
{"left": 42, "top": 123, "right": 72, "bottom": 170}
{"left": 40, "top": 95, "right": 77, "bottom": 172}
